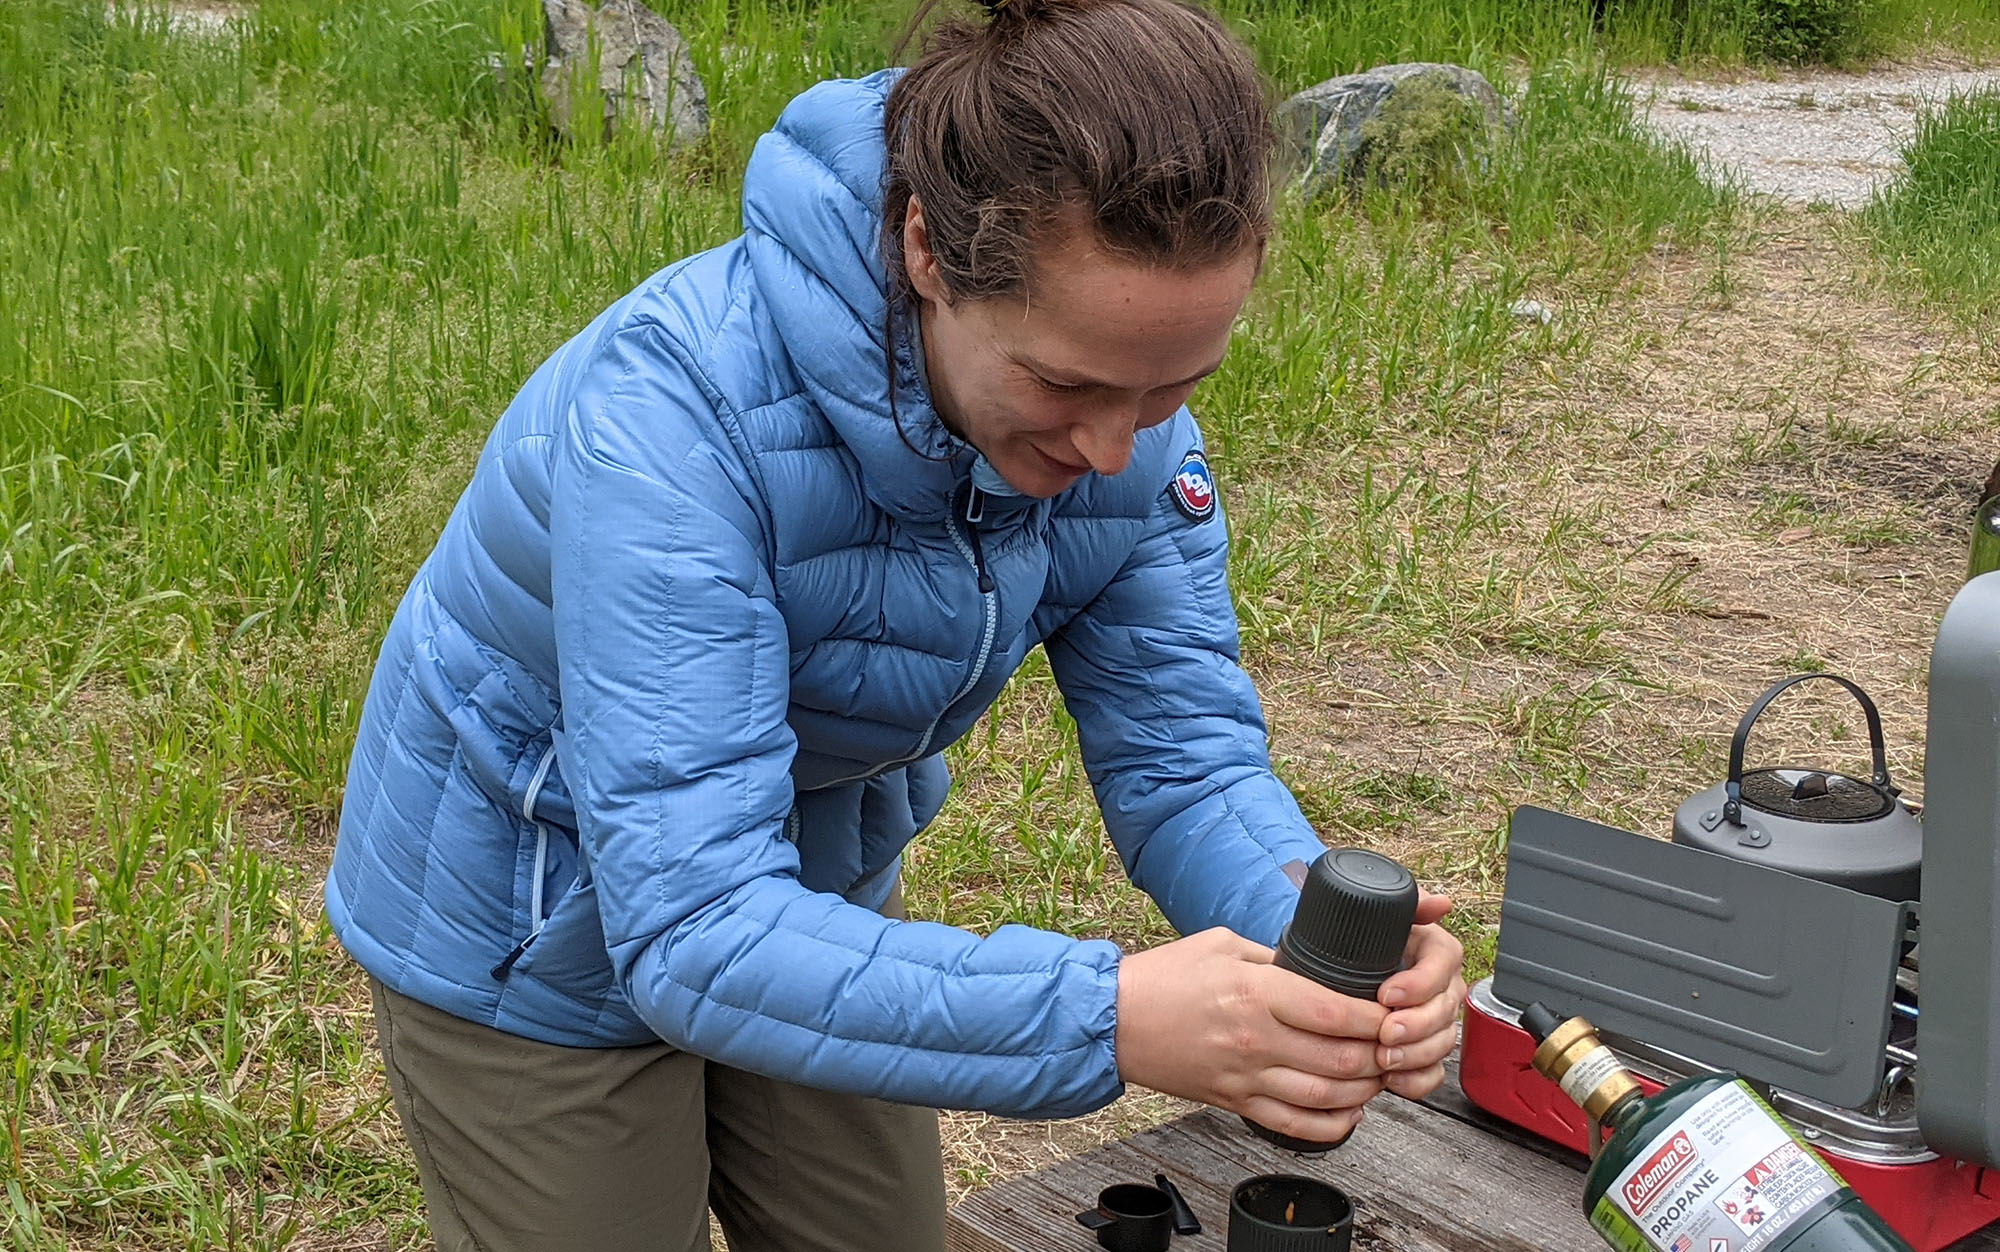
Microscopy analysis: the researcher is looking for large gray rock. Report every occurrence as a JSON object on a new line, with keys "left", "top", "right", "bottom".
{"left": 1277, "top": 63, "right": 1508, "bottom": 197}
{"left": 541, "top": 0, "right": 708, "bottom": 147}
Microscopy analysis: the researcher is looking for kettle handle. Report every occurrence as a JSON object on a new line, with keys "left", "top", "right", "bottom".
{"left": 1725, "top": 672, "right": 1896, "bottom": 827}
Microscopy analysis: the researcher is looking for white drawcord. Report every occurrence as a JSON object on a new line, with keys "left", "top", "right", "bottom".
{"left": 522, "top": 743, "right": 558, "bottom": 938}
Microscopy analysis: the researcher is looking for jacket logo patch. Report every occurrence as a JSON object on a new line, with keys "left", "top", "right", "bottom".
{"left": 1168, "top": 448, "right": 1216, "bottom": 523}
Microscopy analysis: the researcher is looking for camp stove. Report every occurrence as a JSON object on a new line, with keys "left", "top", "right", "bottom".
{"left": 1459, "top": 573, "right": 2000, "bottom": 1251}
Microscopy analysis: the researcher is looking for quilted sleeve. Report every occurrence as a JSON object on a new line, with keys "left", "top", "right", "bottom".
{"left": 1044, "top": 425, "right": 1326, "bottom": 948}
{"left": 550, "top": 324, "right": 1123, "bottom": 1118}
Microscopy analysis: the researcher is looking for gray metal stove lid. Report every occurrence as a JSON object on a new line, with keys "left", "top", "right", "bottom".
{"left": 1492, "top": 805, "right": 1906, "bottom": 1110}
{"left": 1469, "top": 979, "right": 1932, "bottom": 1164}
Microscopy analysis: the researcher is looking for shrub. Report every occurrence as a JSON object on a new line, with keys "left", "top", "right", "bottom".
{"left": 1357, "top": 76, "right": 1498, "bottom": 196}
{"left": 1737, "top": 0, "right": 1877, "bottom": 63}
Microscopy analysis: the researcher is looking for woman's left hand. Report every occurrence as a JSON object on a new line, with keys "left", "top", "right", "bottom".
{"left": 1371, "top": 890, "right": 1467, "bottom": 1103}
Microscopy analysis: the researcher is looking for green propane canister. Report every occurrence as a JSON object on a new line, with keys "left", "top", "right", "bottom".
{"left": 1521, "top": 1004, "right": 1914, "bottom": 1252}
{"left": 1972, "top": 458, "right": 2000, "bottom": 580}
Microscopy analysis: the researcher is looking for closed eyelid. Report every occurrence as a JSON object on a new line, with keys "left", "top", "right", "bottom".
{"left": 1030, "top": 368, "right": 1216, "bottom": 394}
{"left": 1032, "top": 373, "right": 1089, "bottom": 393}
{"left": 1024, "top": 352, "right": 1224, "bottom": 390}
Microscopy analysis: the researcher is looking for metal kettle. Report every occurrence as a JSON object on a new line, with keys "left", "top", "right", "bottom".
{"left": 1672, "top": 673, "right": 1923, "bottom": 903}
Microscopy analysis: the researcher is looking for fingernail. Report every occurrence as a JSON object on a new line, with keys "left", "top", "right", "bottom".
{"left": 1386, "top": 1047, "right": 1405, "bottom": 1067}
{"left": 1383, "top": 1022, "right": 1406, "bottom": 1044}
{"left": 1382, "top": 987, "right": 1406, "bottom": 1006}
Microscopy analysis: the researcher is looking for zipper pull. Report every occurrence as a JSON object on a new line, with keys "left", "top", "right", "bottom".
{"left": 964, "top": 518, "right": 995, "bottom": 593}
{"left": 491, "top": 933, "right": 537, "bottom": 981}
{"left": 970, "top": 537, "right": 995, "bottom": 594}
{"left": 960, "top": 482, "right": 995, "bottom": 593}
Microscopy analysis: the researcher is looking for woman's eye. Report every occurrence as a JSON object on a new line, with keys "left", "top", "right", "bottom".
{"left": 1033, "top": 375, "right": 1086, "bottom": 395}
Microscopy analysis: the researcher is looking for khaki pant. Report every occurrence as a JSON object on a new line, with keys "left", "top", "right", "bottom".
{"left": 370, "top": 898, "right": 946, "bottom": 1252}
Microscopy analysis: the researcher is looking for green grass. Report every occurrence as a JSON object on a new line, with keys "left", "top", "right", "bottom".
{"left": 1862, "top": 89, "right": 2000, "bottom": 326}
{"left": 0, "top": 2, "right": 871, "bottom": 1244}
{"left": 5, "top": 0, "right": 1992, "bottom": 1245}
{"left": 1870, "top": 0, "right": 2000, "bottom": 58}
{"left": 1222, "top": 0, "right": 2000, "bottom": 74}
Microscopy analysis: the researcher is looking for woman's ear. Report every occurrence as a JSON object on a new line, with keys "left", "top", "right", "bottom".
{"left": 902, "top": 194, "right": 952, "bottom": 307}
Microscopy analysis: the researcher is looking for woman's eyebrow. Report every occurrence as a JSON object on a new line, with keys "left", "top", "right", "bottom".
{"left": 1022, "top": 355, "right": 1229, "bottom": 390}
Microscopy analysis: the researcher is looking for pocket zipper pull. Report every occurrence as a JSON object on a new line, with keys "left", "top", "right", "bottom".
{"left": 491, "top": 933, "right": 537, "bottom": 981}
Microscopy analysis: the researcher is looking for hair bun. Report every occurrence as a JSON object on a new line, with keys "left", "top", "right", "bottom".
{"left": 975, "top": 0, "right": 1066, "bottom": 22}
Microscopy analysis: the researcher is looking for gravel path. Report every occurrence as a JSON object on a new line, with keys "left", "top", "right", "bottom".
{"left": 1632, "top": 65, "right": 2000, "bottom": 207}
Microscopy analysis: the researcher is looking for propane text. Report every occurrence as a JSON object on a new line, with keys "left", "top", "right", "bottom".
{"left": 1647, "top": 1169, "right": 1724, "bottom": 1239}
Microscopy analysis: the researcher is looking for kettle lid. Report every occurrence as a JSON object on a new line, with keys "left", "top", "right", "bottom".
{"left": 1737, "top": 767, "right": 1896, "bottom": 824}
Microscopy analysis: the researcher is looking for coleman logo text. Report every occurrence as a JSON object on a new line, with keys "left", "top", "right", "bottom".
{"left": 1625, "top": 1133, "right": 1699, "bottom": 1212}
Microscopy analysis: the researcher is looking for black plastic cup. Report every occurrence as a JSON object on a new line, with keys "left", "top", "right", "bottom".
{"left": 1075, "top": 1183, "right": 1175, "bottom": 1252}
{"left": 1247, "top": 848, "right": 1419, "bottom": 1153}
{"left": 1227, "top": 1175, "right": 1355, "bottom": 1252}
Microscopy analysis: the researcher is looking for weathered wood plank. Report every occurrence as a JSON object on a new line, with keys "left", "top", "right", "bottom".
{"left": 949, "top": 1086, "right": 1600, "bottom": 1250}
{"left": 947, "top": 1064, "right": 2000, "bottom": 1252}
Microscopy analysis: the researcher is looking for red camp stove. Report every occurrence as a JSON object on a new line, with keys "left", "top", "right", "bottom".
{"left": 1463, "top": 979, "right": 2000, "bottom": 1250}
{"left": 1457, "top": 578, "right": 2000, "bottom": 1252}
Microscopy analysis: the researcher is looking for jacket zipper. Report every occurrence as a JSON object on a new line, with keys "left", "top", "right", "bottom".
{"left": 493, "top": 742, "right": 558, "bottom": 981}
{"left": 914, "top": 483, "right": 1000, "bottom": 756}
{"left": 813, "top": 482, "right": 999, "bottom": 790}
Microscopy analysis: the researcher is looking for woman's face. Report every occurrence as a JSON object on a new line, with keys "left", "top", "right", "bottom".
{"left": 904, "top": 202, "right": 1259, "bottom": 499}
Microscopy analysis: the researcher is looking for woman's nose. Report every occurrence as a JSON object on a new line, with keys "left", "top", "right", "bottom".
{"left": 1069, "top": 412, "right": 1138, "bottom": 477}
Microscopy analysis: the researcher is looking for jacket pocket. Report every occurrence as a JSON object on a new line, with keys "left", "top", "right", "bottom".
{"left": 505, "top": 876, "right": 615, "bottom": 988}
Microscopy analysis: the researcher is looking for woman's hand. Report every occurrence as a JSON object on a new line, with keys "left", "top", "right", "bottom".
{"left": 1114, "top": 928, "right": 1391, "bottom": 1147}
{"left": 1113, "top": 892, "right": 1469, "bottom": 1140}
{"left": 1374, "top": 890, "right": 1468, "bottom": 1103}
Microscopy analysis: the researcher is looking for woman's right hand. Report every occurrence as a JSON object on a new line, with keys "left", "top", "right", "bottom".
{"left": 1113, "top": 928, "right": 1391, "bottom": 1145}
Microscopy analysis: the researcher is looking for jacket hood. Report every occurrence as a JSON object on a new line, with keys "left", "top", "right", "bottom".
{"left": 742, "top": 70, "right": 979, "bottom": 523}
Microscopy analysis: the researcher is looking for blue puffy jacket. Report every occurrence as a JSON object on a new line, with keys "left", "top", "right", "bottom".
{"left": 326, "top": 70, "right": 1328, "bottom": 1119}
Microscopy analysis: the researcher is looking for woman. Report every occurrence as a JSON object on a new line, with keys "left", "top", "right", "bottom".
{"left": 327, "top": 1, "right": 1467, "bottom": 1248}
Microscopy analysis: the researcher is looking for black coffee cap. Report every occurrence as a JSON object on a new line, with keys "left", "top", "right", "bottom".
{"left": 1277, "top": 849, "right": 1418, "bottom": 999}
{"left": 1227, "top": 1175, "right": 1354, "bottom": 1252}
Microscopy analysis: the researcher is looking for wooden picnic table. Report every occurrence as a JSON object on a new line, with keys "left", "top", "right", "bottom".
{"left": 946, "top": 1060, "right": 2000, "bottom": 1252}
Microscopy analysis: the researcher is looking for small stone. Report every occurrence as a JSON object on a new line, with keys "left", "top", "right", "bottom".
{"left": 110, "top": 2, "right": 246, "bottom": 39}
{"left": 1510, "top": 298, "right": 1555, "bottom": 324}
{"left": 486, "top": 47, "right": 538, "bottom": 85}
{"left": 540, "top": 0, "right": 708, "bottom": 148}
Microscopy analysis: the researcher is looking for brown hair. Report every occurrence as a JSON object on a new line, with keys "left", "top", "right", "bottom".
{"left": 882, "top": 0, "right": 1275, "bottom": 307}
